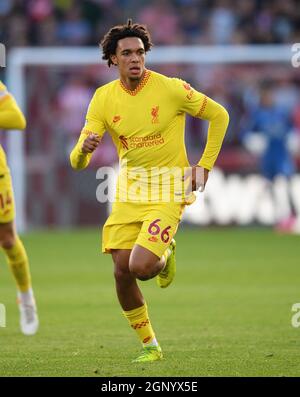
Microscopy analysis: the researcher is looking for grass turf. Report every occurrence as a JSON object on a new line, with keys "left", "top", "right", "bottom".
{"left": 0, "top": 227, "right": 299, "bottom": 377}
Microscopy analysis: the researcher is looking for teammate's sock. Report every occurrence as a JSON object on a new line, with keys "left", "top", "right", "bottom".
{"left": 3, "top": 237, "right": 31, "bottom": 292}
{"left": 18, "top": 288, "right": 34, "bottom": 303}
{"left": 17, "top": 287, "right": 39, "bottom": 336}
{"left": 123, "top": 303, "right": 159, "bottom": 347}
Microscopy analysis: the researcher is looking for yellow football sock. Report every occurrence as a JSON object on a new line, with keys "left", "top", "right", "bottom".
{"left": 123, "top": 303, "right": 158, "bottom": 347}
{"left": 3, "top": 237, "right": 32, "bottom": 292}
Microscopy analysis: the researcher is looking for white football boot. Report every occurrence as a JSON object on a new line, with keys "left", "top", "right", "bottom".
{"left": 17, "top": 289, "right": 39, "bottom": 335}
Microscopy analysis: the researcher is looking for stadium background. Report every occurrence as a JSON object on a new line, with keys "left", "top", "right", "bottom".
{"left": 1, "top": 0, "right": 300, "bottom": 229}
{"left": 1, "top": 0, "right": 300, "bottom": 377}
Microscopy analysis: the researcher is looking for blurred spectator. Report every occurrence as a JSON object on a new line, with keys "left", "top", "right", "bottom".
{"left": 242, "top": 81, "right": 299, "bottom": 232}
{"left": 1, "top": 0, "right": 300, "bottom": 48}
{"left": 57, "top": 75, "right": 93, "bottom": 156}
{"left": 56, "top": 6, "right": 92, "bottom": 45}
{"left": 3, "top": 1, "right": 297, "bottom": 228}
{"left": 137, "top": 0, "right": 182, "bottom": 44}
{"left": 209, "top": 0, "right": 236, "bottom": 44}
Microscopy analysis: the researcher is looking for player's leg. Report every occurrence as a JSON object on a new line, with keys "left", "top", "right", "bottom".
{"left": 130, "top": 239, "right": 176, "bottom": 286}
{"left": 0, "top": 173, "right": 38, "bottom": 335}
{"left": 112, "top": 248, "right": 143, "bottom": 311}
{"left": 273, "top": 158, "right": 297, "bottom": 233}
{"left": 130, "top": 204, "right": 183, "bottom": 286}
{"left": 129, "top": 244, "right": 165, "bottom": 281}
{"left": 111, "top": 248, "right": 162, "bottom": 362}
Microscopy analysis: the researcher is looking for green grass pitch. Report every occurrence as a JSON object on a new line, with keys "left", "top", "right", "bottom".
{"left": 0, "top": 227, "right": 300, "bottom": 377}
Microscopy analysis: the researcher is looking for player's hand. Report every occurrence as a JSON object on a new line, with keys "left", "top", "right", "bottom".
{"left": 182, "top": 165, "right": 209, "bottom": 195}
{"left": 81, "top": 133, "right": 101, "bottom": 154}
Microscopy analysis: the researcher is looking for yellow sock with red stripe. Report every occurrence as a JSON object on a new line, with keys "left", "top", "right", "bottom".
{"left": 3, "top": 237, "right": 32, "bottom": 292}
{"left": 123, "top": 303, "right": 158, "bottom": 347}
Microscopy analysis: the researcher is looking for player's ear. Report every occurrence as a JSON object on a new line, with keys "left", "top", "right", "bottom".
{"left": 110, "top": 55, "right": 117, "bottom": 66}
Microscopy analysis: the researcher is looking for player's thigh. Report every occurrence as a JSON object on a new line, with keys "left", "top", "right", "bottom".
{"left": 135, "top": 203, "right": 184, "bottom": 258}
{"left": 0, "top": 172, "right": 15, "bottom": 226}
{"left": 129, "top": 244, "right": 160, "bottom": 270}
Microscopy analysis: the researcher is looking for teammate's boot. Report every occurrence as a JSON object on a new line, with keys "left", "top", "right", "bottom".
{"left": 156, "top": 239, "right": 176, "bottom": 288}
{"left": 132, "top": 345, "right": 163, "bottom": 363}
{"left": 17, "top": 289, "right": 39, "bottom": 335}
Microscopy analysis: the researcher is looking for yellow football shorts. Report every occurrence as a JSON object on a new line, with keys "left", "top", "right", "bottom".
{"left": 0, "top": 171, "right": 15, "bottom": 223}
{"left": 102, "top": 201, "right": 185, "bottom": 258}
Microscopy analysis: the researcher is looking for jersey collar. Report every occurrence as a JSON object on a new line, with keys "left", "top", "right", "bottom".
{"left": 119, "top": 70, "right": 151, "bottom": 96}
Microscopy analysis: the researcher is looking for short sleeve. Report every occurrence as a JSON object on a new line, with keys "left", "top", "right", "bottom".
{"left": 0, "top": 80, "right": 7, "bottom": 92}
{"left": 171, "top": 78, "right": 207, "bottom": 117}
{"left": 0, "top": 80, "right": 9, "bottom": 101}
{"left": 84, "top": 89, "right": 106, "bottom": 137}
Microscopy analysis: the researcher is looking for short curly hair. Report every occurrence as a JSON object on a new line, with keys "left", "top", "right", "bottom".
{"left": 100, "top": 19, "right": 153, "bottom": 67}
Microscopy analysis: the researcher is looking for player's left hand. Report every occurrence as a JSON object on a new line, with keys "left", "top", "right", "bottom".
{"left": 182, "top": 165, "right": 209, "bottom": 195}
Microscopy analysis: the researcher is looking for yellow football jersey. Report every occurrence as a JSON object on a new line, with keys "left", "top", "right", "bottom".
{"left": 0, "top": 80, "right": 26, "bottom": 173}
{"left": 70, "top": 70, "right": 229, "bottom": 202}
{"left": 0, "top": 80, "right": 26, "bottom": 222}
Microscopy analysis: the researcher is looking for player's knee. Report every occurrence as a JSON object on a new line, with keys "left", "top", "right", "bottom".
{"left": 0, "top": 226, "right": 15, "bottom": 249}
{"left": 129, "top": 259, "right": 154, "bottom": 281}
{"left": 112, "top": 250, "right": 132, "bottom": 284}
{"left": 113, "top": 265, "right": 131, "bottom": 283}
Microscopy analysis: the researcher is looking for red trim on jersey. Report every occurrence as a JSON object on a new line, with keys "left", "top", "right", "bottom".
{"left": 195, "top": 96, "right": 208, "bottom": 118}
{"left": 119, "top": 70, "right": 151, "bottom": 96}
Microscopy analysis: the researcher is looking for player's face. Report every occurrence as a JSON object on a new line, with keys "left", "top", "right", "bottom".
{"left": 112, "top": 37, "right": 146, "bottom": 80}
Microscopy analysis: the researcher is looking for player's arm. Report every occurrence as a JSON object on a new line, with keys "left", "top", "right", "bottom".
{"left": 187, "top": 97, "right": 229, "bottom": 192}
{"left": 70, "top": 129, "right": 101, "bottom": 170}
{"left": 0, "top": 81, "right": 26, "bottom": 130}
{"left": 70, "top": 90, "right": 105, "bottom": 170}
{"left": 173, "top": 78, "right": 229, "bottom": 191}
{"left": 195, "top": 95, "right": 229, "bottom": 171}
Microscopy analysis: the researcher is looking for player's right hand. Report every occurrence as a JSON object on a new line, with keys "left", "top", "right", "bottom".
{"left": 81, "top": 133, "right": 101, "bottom": 153}
{"left": 183, "top": 165, "right": 209, "bottom": 195}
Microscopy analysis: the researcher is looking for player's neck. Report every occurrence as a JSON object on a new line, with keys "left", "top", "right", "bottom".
{"left": 120, "top": 70, "right": 146, "bottom": 92}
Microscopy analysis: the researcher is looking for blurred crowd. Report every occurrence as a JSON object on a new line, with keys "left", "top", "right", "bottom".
{"left": 24, "top": 62, "right": 300, "bottom": 169}
{"left": 0, "top": 0, "right": 300, "bottom": 48}
{"left": 1, "top": 0, "right": 300, "bottom": 227}
{"left": 1, "top": 0, "right": 299, "bottom": 170}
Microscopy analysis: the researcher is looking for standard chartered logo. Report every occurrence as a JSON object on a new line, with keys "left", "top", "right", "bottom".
{"left": 0, "top": 303, "right": 6, "bottom": 327}
{"left": 0, "top": 43, "right": 5, "bottom": 67}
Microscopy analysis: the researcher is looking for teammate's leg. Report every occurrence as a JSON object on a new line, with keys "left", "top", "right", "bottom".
{"left": 112, "top": 249, "right": 162, "bottom": 362}
{"left": 0, "top": 221, "right": 38, "bottom": 335}
{"left": 0, "top": 222, "right": 31, "bottom": 291}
